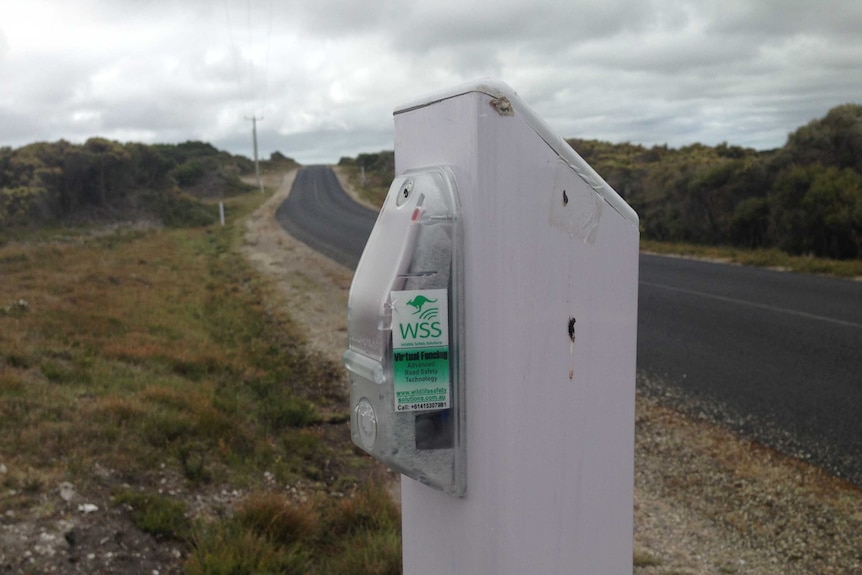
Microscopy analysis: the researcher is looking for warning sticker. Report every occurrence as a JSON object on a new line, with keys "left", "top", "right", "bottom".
{"left": 391, "top": 289, "right": 449, "bottom": 412}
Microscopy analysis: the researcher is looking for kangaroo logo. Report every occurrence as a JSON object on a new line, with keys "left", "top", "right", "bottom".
{"left": 406, "top": 295, "right": 439, "bottom": 320}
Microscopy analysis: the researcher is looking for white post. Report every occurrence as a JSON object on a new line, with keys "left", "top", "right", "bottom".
{"left": 219, "top": 201, "right": 225, "bottom": 226}
{"left": 394, "top": 81, "right": 639, "bottom": 574}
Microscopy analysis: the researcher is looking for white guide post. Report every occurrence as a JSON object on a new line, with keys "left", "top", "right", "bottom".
{"left": 393, "top": 81, "right": 640, "bottom": 574}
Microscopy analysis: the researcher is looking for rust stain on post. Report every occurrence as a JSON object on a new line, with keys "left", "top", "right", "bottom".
{"left": 489, "top": 97, "right": 514, "bottom": 116}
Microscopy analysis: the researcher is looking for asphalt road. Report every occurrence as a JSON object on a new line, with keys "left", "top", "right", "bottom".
{"left": 275, "top": 165, "right": 378, "bottom": 269}
{"left": 639, "top": 255, "right": 862, "bottom": 484}
{"left": 278, "top": 166, "right": 862, "bottom": 485}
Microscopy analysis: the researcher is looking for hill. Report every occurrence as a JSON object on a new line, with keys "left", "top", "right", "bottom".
{"left": 0, "top": 139, "right": 299, "bottom": 239}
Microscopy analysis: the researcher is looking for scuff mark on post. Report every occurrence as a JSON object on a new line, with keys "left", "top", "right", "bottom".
{"left": 568, "top": 316, "right": 576, "bottom": 380}
{"left": 489, "top": 96, "right": 514, "bottom": 117}
{"left": 549, "top": 159, "right": 603, "bottom": 245}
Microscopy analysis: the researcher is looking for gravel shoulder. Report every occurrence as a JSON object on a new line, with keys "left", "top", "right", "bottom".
{"left": 240, "top": 170, "right": 354, "bottom": 360}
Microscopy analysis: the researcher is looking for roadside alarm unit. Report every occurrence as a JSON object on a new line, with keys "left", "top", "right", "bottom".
{"left": 344, "top": 166, "right": 465, "bottom": 496}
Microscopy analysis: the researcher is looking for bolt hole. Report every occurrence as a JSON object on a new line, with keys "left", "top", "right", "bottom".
{"left": 562, "top": 189, "right": 569, "bottom": 206}
{"left": 396, "top": 178, "right": 414, "bottom": 206}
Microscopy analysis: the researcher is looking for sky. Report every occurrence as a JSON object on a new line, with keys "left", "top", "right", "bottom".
{"left": 2, "top": 0, "right": 861, "bottom": 165}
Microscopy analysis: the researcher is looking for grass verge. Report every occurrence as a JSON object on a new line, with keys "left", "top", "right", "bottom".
{"left": 334, "top": 165, "right": 390, "bottom": 208}
{"left": 641, "top": 239, "right": 862, "bottom": 278}
{"left": 0, "top": 189, "right": 397, "bottom": 573}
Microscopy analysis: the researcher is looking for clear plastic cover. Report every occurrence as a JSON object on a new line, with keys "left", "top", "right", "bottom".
{"left": 344, "top": 166, "right": 465, "bottom": 496}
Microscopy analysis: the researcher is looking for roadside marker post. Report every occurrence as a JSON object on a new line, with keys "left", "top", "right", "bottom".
{"left": 346, "top": 80, "right": 639, "bottom": 574}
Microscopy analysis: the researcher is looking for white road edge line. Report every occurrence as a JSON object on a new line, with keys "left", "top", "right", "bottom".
{"left": 640, "top": 281, "right": 862, "bottom": 330}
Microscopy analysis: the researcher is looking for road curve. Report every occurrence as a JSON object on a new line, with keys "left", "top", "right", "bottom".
{"left": 275, "top": 165, "right": 378, "bottom": 269}
{"left": 279, "top": 166, "right": 862, "bottom": 485}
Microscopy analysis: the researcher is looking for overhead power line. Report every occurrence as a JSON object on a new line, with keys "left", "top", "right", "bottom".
{"left": 224, "top": 0, "right": 276, "bottom": 189}
{"left": 224, "top": 0, "right": 274, "bottom": 117}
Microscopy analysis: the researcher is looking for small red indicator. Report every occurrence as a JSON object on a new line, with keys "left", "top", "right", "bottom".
{"left": 411, "top": 208, "right": 421, "bottom": 222}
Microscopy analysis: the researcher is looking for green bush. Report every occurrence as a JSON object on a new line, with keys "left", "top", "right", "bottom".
{"left": 171, "top": 159, "right": 208, "bottom": 187}
{"left": 147, "top": 189, "right": 218, "bottom": 228}
{"left": 114, "top": 490, "right": 191, "bottom": 541}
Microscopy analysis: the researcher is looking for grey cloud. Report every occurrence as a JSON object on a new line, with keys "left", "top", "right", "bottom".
{"left": 276, "top": 0, "right": 404, "bottom": 37}
{"left": 275, "top": 0, "right": 655, "bottom": 57}
{"left": 707, "top": 0, "right": 862, "bottom": 38}
{"left": 386, "top": 0, "right": 654, "bottom": 55}
{"left": 2, "top": 0, "right": 862, "bottom": 165}
{"left": 213, "top": 126, "right": 395, "bottom": 165}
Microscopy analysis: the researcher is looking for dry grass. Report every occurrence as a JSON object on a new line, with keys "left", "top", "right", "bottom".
{"left": 0, "top": 195, "right": 345, "bottom": 482}
{"left": 332, "top": 165, "right": 389, "bottom": 210}
{"left": 0, "top": 187, "right": 396, "bottom": 573}
{"left": 187, "top": 483, "right": 401, "bottom": 575}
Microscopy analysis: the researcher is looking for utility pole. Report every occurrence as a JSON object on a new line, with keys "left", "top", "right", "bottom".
{"left": 247, "top": 115, "right": 265, "bottom": 193}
